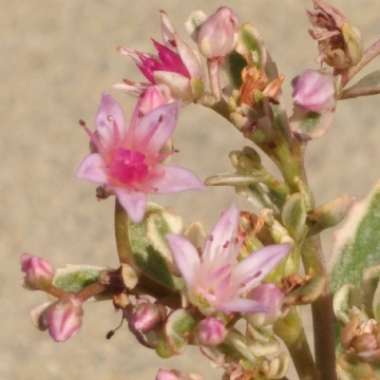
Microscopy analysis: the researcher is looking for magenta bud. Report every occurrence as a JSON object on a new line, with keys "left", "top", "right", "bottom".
{"left": 197, "top": 7, "right": 239, "bottom": 59}
{"left": 21, "top": 253, "right": 54, "bottom": 289}
{"left": 196, "top": 317, "right": 226, "bottom": 346}
{"left": 45, "top": 297, "right": 83, "bottom": 342}
{"left": 292, "top": 70, "right": 335, "bottom": 113}
{"left": 133, "top": 85, "right": 172, "bottom": 121}
{"left": 248, "top": 284, "right": 284, "bottom": 319}
{"left": 130, "top": 302, "right": 165, "bottom": 333}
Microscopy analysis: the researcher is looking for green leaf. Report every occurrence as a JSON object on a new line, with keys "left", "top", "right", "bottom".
{"left": 226, "top": 51, "right": 246, "bottom": 88}
{"left": 128, "top": 204, "right": 183, "bottom": 291}
{"left": 331, "top": 182, "right": 380, "bottom": 292}
{"left": 165, "top": 309, "right": 196, "bottom": 353}
{"left": 236, "top": 23, "right": 264, "bottom": 68}
{"left": 282, "top": 193, "right": 307, "bottom": 240}
{"left": 53, "top": 265, "right": 103, "bottom": 293}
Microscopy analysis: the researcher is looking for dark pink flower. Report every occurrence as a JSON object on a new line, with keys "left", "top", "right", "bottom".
{"left": 167, "top": 205, "right": 290, "bottom": 314}
{"left": 118, "top": 12, "right": 202, "bottom": 100}
{"left": 77, "top": 94, "right": 203, "bottom": 223}
{"left": 21, "top": 253, "right": 54, "bottom": 290}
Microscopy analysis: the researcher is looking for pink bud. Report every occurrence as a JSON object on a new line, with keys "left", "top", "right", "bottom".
{"left": 156, "top": 369, "right": 202, "bottom": 380}
{"left": 131, "top": 85, "right": 172, "bottom": 123}
{"left": 196, "top": 317, "right": 226, "bottom": 346}
{"left": 292, "top": 70, "right": 335, "bottom": 113}
{"left": 156, "top": 369, "right": 182, "bottom": 380}
{"left": 130, "top": 303, "right": 165, "bottom": 333}
{"left": 21, "top": 253, "right": 54, "bottom": 289}
{"left": 197, "top": 7, "right": 239, "bottom": 59}
{"left": 45, "top": 297, "right": 83, "bottom": 342}
{"left": 248, "top": 284, "right": 284, "bottom": 320}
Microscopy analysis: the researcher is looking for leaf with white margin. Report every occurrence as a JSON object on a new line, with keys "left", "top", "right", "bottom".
{"left": 53, "top": 265, "right": 104, "bottom": 293}
{"left": 331, "top": 181, "right": 380, "bottom": 292}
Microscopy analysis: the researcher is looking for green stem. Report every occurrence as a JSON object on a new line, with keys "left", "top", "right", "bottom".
{"left": 274, "top": 308, "right": 318, "bottom": 380}
{"left": 114, "top": 200, "right": 133, "bottom": 264}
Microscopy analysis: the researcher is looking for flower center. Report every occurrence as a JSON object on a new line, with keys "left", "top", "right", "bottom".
{"left": 108, "top": 148, "right": 149, "bottom": 186}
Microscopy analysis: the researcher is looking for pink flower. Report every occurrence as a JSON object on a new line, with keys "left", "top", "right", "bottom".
{"left": 21, "top": 253, "right": 54, "bottom": 290}
{"left": 292, "top": 70, "right": 335, "bottom": 113}
{"left": 197, "top": 7, "right": 239, "bottom": 59}
{"left": 156, "top": 369, "right": 202, "bottom": 380}
{"left": 77, "top": 93, "right": 203, "bottom": 223}
{"left": 118, "top": 11, "right": 202, "bottom": 100}
{"left": 167, "top": 206, "right": 290, "bottom": 314}
{"left": 44, "top": 297, "right": 83, "bottom": 342}
{"left": 196, "top": 317, "right": 226, "bottom": 346}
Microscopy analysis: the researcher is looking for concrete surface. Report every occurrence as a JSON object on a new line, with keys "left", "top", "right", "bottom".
{"left": 2, "top": 0, "right": 380, "bottom": 379}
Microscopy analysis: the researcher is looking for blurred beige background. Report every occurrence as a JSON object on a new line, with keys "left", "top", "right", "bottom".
{"left": 2, "top": 0, "right": 380, "bottom": 379}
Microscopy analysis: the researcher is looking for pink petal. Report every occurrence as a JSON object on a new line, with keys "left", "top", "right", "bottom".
{"left": 114, "top": 188, "right": 147, "bottom": 223}
{"left": 159, "top": 10, "right": 177, "bottom": 48}
{"left": 233, "top": 244, "right": 291, "bottom": 294}
{"left": 166, "top": 234, "right": 200, "bottom": 286}
{"left": 130, "top": 102, "right": 179, "bottom": 155}
{"left": 76, "top": 153, "right": 107, "bottom": 184}
{"left": 218, "top": 298, "right": 266, "bottom": 314}
{"left": 95, "top": 93, "right": 126, "bottom": 148}
{"left": 175, "top": 37, "right": 202, "bottom": 79}
{"left": 151, "top": 165, "right": 204, "bottom": 193}
{"left": 203, "top": 205, "right": 240, "bottom": 262}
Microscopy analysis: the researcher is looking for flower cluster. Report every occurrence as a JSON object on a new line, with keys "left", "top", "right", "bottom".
{"left": 21, "top": 1, "right": 380, "bottom": 379}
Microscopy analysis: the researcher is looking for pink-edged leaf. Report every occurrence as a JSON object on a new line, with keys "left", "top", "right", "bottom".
{"left": 76, "top": 153, "right": 107, "bottom": 184}
{"left": 152, "top": 165, "right": 204, "bottom": 193}
{"left": 166, "top": 234, "right": 200, "bottom": 286}
{"left": 114, "top": 188, "right": 147, "bottom": 223}
{"left": 154, "top": 71, "right": 192, "bottom": 100}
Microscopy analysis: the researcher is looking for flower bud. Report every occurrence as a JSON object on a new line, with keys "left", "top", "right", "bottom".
{"left": 249, "top": 284, "right": 284, "bottom": 320}
{"left": 292, "top": 70, "right": 335, "bottom": 113}
{"left": 21, "top": 253, "right": 54, "bottom": 290}
{"left": 197, "top": 7, "right": 239, "bottom": 59}
{"left": 196, "top": 317, "right": 226, "bottom": 346}
{"left": 130, "top": 302, "right": 165, "bottom": 333}
{"left": 45, "top": 297, "right": 83, "bottom": 342}
{"left": 156, "top": 369, "right": 202, "bottom": 380}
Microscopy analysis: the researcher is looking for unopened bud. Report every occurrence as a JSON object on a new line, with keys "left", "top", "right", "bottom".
{"left": 196, "top": 317, "right": 226, "bottom": 346}
{"left": 45, "top": 297, "right": 83, "bottom": 342}
{"left": 249, "top": 284, "right": 284, "bottom": 320}
{"left": 130, "top": 303, "right": 165, "bottom": 333}
{"left": 156, "top": 369, "right": 202, "bottom": 380}
{"left": 197, "top": 7, "right": 239, "bottom": 59}
{"left": 292, "top": 70, "right": 335, "bottom": 113}
{"left": 21, "top": 253, "right": 54, "bottom": 290}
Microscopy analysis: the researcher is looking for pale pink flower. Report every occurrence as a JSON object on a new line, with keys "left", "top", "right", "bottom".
{"left": 44, "top": 297, "right": 83, "bottom": 342}
{"left": 77, "top": 93, "right": 203, "bottom": 223}
{"left": 292, "top": 69, "right": 335, "bottom": 113}
{"left": 21, "top": 253, "right": 54, "bottom": 290}
{"left": 156, "top": 369, "right": 202, "bottom": 380}
{"left": 167, "top": 206, "right": 290, "bottom": 314}
{"left": 248, "top": 284, "right": 284, "bottom": 320}
{"left": 196, "top": 317, "right": 226, "bottom": 346}
{"left": 118, "top": 11, "right": 202, "bottom": 100}
{"left": 197, "top": 7, "right": 239, "bottom": 59}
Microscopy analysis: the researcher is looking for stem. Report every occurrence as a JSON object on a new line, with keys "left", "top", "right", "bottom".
{"left": 275, "top": 308, "right": 318, "bottom": 380}
{"left": 342, "top": 38, "right": 380, "bottom": 87}
{"left": 208, "top": 58, "right": 222, "bottom": 100}
{"left": 77, "top": 281, "right": 107, "bottom": 302}
{"left": 114, "top": 200, "right": 133, "bottom": 264}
